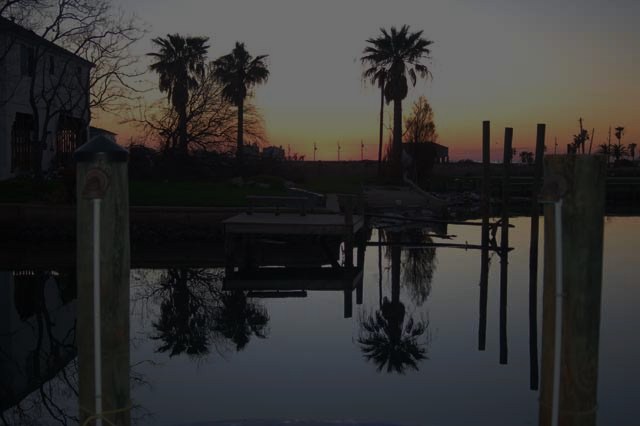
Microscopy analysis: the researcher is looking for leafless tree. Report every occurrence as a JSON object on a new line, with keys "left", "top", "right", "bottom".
{"left": 135, "top": 63, "right": 266, "bottom": 155}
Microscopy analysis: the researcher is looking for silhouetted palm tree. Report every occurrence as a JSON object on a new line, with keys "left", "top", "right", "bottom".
{"left": 597, "top": 144, "right": 611, "bottom": 159}
{"left": 614, "top": 126, "right": 624, "bottom": 147}
{"left": 211, "top": 290, "right": 269, "bottom": 351}
{"left": 611, "top": 143, "right": 628, "bottom": 162}
{"left": 213, "top": 42, "right": 269, "bottom": 170}
{"left": 148, "top": 34, "right": 209, "bottom": 155}
{"left": 361, "top": 26, "right": 433, "bottom": 177}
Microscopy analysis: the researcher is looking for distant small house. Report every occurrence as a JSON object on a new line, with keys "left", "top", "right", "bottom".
{"left": 262, "top": 145, "right": 285, "bottom": 160}
{"left": 430, "top": 142, "right": 449, "bottom": 163}
{"left": 0, "top": 17, "right": 93, "bottom": 179}
{"left": 404, "top": 141, "right": 449, "bottom": 164}
{"left": 244, "top": 143, "right": 260, "bottom": 160}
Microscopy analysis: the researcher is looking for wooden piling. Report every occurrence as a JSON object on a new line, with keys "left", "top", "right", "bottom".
{"left": 528, "top": 124, "right": 545, "bottom": 390}
{"left": 478, "top": 121, "right": 490, "bottom": 351}
{"left": 75, "top": 136, "right": 130, "bottom": 426}
{"left": 499, "top": 127, "right": 512, "bottom": 364}
{"left": 356, "top": 231, "right": 365, "bottom": 305}
{"left": 343, "top": 287, "right": 353, "bottom": 318}
{"left": 538, "top": 155, "right": 606, "bottom": 426}
{"left": 343, "top": 195, "right": 354, "bottom": 268}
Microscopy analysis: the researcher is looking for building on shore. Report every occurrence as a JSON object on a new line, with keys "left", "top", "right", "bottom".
{"left": 0, "top": 17, "right": 93, "bottom": 180}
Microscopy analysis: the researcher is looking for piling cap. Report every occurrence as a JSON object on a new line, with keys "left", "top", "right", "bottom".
{"left": 74, "top": 135, "right": 128, "bottom": 163}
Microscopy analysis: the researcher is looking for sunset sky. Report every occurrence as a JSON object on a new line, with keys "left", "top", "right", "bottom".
{"left": 98, "top": 0, "right": 640, "bottom": 161}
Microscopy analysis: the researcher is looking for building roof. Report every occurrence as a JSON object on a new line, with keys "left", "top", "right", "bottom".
{"left": 0, "top": 16, "right": 94, "bottom": 67}
{"left": 405, "top": 141, "right": 448, "bottom": 150}
{"left": 89, "top": 126, "right": 117, "bottom": 136}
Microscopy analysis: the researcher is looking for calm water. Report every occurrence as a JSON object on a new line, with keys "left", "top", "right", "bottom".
{"left": 1, "top": 217, "right": 639, "bottom": 425}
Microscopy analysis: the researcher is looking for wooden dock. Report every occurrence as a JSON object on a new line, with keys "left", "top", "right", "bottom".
{"left": 223, "top": 212, "right": 364, "bottom": 236}
{"left": 224, "top": 266, "right": 363, "bottom": 291}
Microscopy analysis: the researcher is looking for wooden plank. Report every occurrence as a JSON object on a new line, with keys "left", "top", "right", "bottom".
{"left": 224, "top": 213, "right": 364, "bottom": 235}
{"left": 224, "top": 268, "right": 363, "bottom": 291}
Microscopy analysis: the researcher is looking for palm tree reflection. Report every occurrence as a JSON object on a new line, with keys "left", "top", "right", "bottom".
{"left": 212, "top": 290, "right": 269, "bottom": 351}
{"left": 358, "top": 237, "right": 430, "bottom": 374}
{"left": 148, "top": 269, "right": 269, "bottom": 358}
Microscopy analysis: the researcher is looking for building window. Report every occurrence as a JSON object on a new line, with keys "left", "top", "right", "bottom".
{"left": 49, "top": 55, "right": 55, "bottom": 75}
{"left": 20, "top": 45, "right": 35, "bottom": 77}
{"left": 11, "top": 112, "right": 35, "bottom": 173}
{"left": 55, "top": 115, "right": 86, "bottom": 167}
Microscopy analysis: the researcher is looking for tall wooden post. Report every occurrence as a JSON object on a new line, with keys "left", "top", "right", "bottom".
{"left": 75, "top": 136, "right": 130, "bottom": 426}
{"left": 356, "top": 232, "right": 365, "bottom": 305}
{"left": 499, "top": 127, "right": 512, "bottom": 364}
{"left": 528, "top": 124, "right": 545, "bottom": 390}
{"left": 539, "top": 155, "right": 606, "bottom": 426}
{"left": 478, "top": 121, "right": 490, "bottom": 351}
{"left": 343, "top": 195, "right": 354, "bottom": 268}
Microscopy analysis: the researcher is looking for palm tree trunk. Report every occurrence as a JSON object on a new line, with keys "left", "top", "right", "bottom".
{"left": 391, "top": 243, "right": 401, "bottom": 305}
{"left": 237, "top": 98, "right": 244, "bottom": 173}
{"left": 393, "top": 98, "right": 403, "bottom": 180}
{"left": 178, "top": 105, "right": 188, "bottom": 156}
{"left": 378, "top": 83, "right": 384, "bottom": 176}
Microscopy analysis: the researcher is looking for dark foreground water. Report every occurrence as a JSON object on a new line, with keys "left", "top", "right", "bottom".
{"left": 1, "top": 217, "right": 638, "bottom": 426}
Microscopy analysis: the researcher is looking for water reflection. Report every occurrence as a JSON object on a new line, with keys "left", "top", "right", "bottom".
{"left": 400, "top": 230, "right": 437, "bottom": 307}
{"left": 211, "top": 290, "right": 269, "bottom": 351}
{"left": 0, "top": 270, "right": 78, "bottom": 425}
{"left": 151, "top": 269, "right": 222, "bottom": 357}
{"left": 134, "top": 268, "right": 270, "bottom": 358}
{"left": 4, "top": 217, "right": 637, "bottom": 424}
{"left": 358, "top": 230, "right": 430, "bottom": 374}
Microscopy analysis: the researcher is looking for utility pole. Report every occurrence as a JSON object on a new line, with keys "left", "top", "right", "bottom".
{"left": 361, "top": 140, "right": 364, "bottom": 161}
{"left": 608, "top": 126, "right": 612, "bottom": 165}
{"left": 337, "top": 141, "right": 341, "bottom": 161}
{"left": 554, "top": 137, "right": 557, "bottom": 154}
{"left": 313, "top": 142, "right": 317, "bottom": 161}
